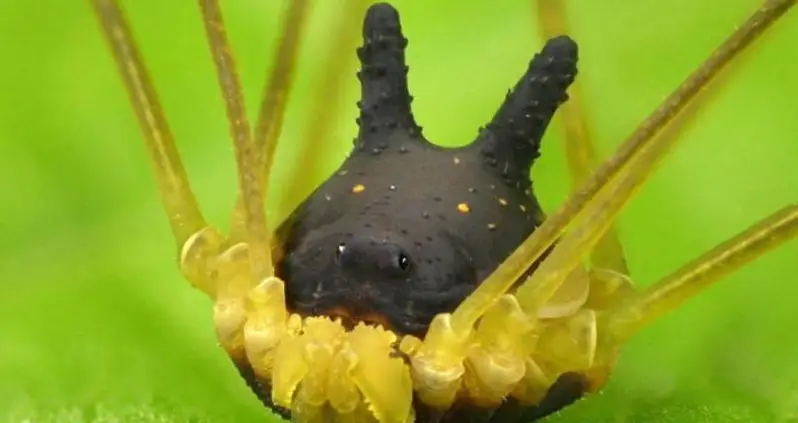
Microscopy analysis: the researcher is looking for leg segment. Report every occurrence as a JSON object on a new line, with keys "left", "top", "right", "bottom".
{"left": 248, "top": 0, "right": 311, "bottom": 234}
{"left": 411, "top": 0, "right": 795, "bottom": 408}
{"left": 610, "top": 204, "right": 798, "bottom": 341}
{"left": 217, "top": 0, "right": 311, "bottom": 247}
{"left": 514, "top": 0, "right": 795, "bottom": 318}
{"left": 536, "top": 0, "right": 629, "bottom": 277}
{"left": 92, "top": 0, "right": 222, "bottom": 297}
{"left": 198, "top": 0, "right": 271, "bottom": 279}
{"left": 277, "top": 0, "right": 371, "bottom": 222}
{"left": 91, "top": 0, "right": 206, "bottom": 248}
{"left": 535, "top": 0, "right": 632, "bottom": 308}
{"left": 450, "top": 0, "right": 795, "bottom": 332}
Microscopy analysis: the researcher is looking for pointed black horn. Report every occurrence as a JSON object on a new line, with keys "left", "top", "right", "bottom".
{"left": 355, "top": 3, "right": 421, "bottom": 148}
{"left": 474, "top": 36, "right": 578, "bottom": 184}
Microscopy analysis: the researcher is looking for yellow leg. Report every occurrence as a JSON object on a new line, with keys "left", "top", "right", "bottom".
{"left": 413, "top": 5, "right": 795, "bottom": 400}
{"left": 514, "top": 0, "right": 795, "bottom": 316}
{"left": 277, "top": 1, "right": 371, "bottom": 223}
{"left": 413, "top": 2, "right": 796, "bottom": 403}
{"left": 242, "top": 0, "right": 312, "bottom": 239}
{"left": 199, "top": 0, "right": 271, "bottom": 280}
{"left": 91, "top": 0, "right": 207, "bottom": 249}
{"left": 92, "top": 0, "right": 224, "bottom": 298}
{"left": 610, "top": 204, "right": 798, "bottom": 341}
{"left": 535, "top": 0, "right": 632, "bottom": 308}
{"left": 537, "top": 0, "right": 629, "bottom": 277}
{"left": 450, "top": 0, "right": 796, "bottom": 329}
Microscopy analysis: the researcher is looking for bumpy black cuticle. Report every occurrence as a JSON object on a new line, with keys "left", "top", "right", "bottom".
{"left": 474, "top": 35, "right": 578, "bottom": 188}
{"left": 270, "top": 4, "right": 580, "bottom": 422}
{"left": 354, "top": 3, "right": 422, "bottom": 147}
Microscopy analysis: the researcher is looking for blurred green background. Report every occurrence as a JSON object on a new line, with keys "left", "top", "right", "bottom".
{"left": 1, "top": 0, "right": 796, "bottom": 422}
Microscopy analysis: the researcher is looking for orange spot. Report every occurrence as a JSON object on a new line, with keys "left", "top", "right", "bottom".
{"left": 457, "top": 202, "right": 471, "bottom": 213}
{"left": 352, "top": 184, "right": 366, "bottom": 193}
{"left": 498, "top": 198, "right": 508, "bottom": 206}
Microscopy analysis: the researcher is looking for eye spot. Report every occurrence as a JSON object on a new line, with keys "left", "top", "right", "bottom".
{"left": 336, "top": 243, "right": 346, "bottom": 261}
{"left": 352, "top": 184, "right": 366, "bottom": 193}
{"left": 398, "top": 253, "right": 411, "bottom": 271}
{"left": 457, "top": 202, "right": 471, "bottom": 213}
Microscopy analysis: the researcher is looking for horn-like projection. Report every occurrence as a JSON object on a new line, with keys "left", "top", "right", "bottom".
{"left": 474, "top": 36, "right": 578, "bottom": 185}
{"left": 355, "top": 3, "right": 422, "bottom": 150}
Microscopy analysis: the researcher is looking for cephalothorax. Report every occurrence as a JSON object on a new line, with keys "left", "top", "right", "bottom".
{"left": 278, "top": 5, "right": 575, "bottom": 338}
{"left": 92, "top": 1, "right": 798, "bottom": 422}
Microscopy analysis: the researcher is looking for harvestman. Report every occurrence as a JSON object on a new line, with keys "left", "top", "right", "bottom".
{"left": 90, "top": 0, "right": 797, "bottom": 422}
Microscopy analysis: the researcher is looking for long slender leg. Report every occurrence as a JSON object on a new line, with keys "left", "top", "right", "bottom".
{"left": 535, "top": 0, "right": 633, "bottom": 310}
{"left": 610, "top": 204, "right": 798, "bottom": 341}
{"left": 536, "top": 0, "right": 629, "bottom": 279}
{"left": 91, "top": 0, "right": 207, "bottom": 248}
{"left": 276, "top": 0, "right": 370, "bottom": 222}
{"left": 235, "top": 0, "right": 312, "bottom": 239}
{"left": 513, "top": 0, "right": 795, "bottom": 316}
{"left": 198, "top": 0, "right": 271, "bottom": 280}
{"left": 448, "top": 0, "right": 795, "bottom": 333}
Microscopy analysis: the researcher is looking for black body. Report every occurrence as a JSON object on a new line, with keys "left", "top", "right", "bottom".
{"left": 248, "top": 3, "right": 585, "bottom": 422}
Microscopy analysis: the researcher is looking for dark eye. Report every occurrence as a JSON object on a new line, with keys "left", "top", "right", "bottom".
{"left": 396, "top": 252, "right": 411, "bottom": 271}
